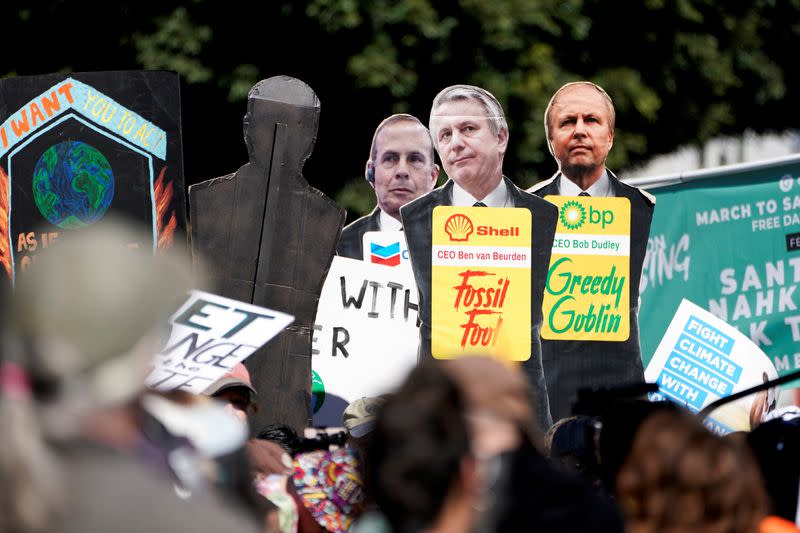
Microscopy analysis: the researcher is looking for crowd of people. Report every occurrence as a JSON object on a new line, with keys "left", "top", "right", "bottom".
{"left": 1, "top": 251, "right": 798, "bottom": 532}
{"left": 1, "top": 77, "right": 799, "bottom": 533}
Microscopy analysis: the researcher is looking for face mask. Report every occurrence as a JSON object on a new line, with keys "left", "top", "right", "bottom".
{"left": 470, "top": 449, "right": 516, "bottom": 533}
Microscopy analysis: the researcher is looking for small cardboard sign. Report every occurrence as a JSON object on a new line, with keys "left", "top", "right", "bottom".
{"left": 431, "top": 206, "right": 531, "bottom": 360}
{"left": 312, "top": 256, "right": 419, "bottom": 426}
{"left": 362, "top": 230, "right": 409, "bottom": 266}
{"left": 542, "top": 196, "right": 631, "bottom": 341}
{"left": 146, "top": 290, "right": 294, "bottom": 393}
{"left": 645, "top": 299, "right": 779, "bottom": 434}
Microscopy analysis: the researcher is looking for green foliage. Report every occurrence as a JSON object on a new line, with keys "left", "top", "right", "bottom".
{"left": 224, "top": 64, "right": 260, "bottom": 102}
{"left": 5, "top": 0, "right": 795, "bottom": 215}
{"left": 335, "top": 177, "right": 377, "bottom": 219}
{"left": 134, "top": 7, "right": 212, "bottom": 84}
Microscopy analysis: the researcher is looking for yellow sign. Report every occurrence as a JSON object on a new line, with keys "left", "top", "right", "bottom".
{"left": 431, "top": 206, "right": 531, "bottom": 360}
{"left": 542, "top": 196, "right": 631, "bottom": 341}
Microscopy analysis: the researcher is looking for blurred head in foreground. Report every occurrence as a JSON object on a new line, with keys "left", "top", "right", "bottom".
{"left": 9, "top": 217, "right": 195, "bottom": 429}
{"left": 367, "top": 362, "right": 479, "bottom": 533}
{"left": 616, "top": 409, "right": 768, "bottom": 533}
{"left": 442, "top": 355, "right": 537, "bottom": 456}
{"left": 0, "top": 217, "right": 197, "bottom": 532}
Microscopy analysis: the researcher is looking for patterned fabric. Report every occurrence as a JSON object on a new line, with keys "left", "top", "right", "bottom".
{"left": 253, "top": 473, "right": 299, "bottom": 533}
{"left": 292, "top": 447, "right": 365, "bottom": 533}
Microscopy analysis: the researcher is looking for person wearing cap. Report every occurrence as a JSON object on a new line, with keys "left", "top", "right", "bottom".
{"left": 0, "top": 218, "right": 262, "bottom": 533}
{"left": 204, "top": 362, "right": 258, "bottom": 423}
{"left": 342, "top": 396, "right": 386, "bottom": 440}
{"left": 341, "top": 395, "right": 387, "bottom": 511}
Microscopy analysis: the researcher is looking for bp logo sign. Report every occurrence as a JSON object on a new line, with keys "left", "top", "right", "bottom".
{"left": 560, "top": 200, "right": 586, "bottom": 230}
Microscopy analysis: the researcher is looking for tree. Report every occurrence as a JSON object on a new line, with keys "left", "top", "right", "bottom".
{"left": 2, "top": 0, "right": 798, "bottom": 221}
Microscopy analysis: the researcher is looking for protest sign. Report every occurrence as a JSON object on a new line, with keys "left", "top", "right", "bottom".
{"left": 646, "top": 299, "right": 779, "bottom": 434}
{"left": 146, "top": 290, "right": 294, "bottom": 393}
{"left": 632, "top": 155, "right": 800, "bottom": 381}
{"left": 312, "top": 256, "right": 419, "bottom": 426}
{"left": 362, "top": 230, "right": 409, "bottom": 266}
{"left": 0, "top": 71, "right": 186, "bottom": 285}
{"left": 542, "top": 196, "right": 631, "bottom": 341}
{"left": 430, "top": 206, "right": 531, "bottom": 360}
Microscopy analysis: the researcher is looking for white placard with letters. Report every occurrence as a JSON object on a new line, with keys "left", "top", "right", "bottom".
{"left": 146, "top": 290, "right": 294, "bottom": 393}
{"left": 313, "top": 256, "right": 419, "bottom": 426}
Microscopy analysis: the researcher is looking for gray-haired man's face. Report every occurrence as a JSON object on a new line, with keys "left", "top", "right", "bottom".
{"left": 431, "top": 99, "right": 507, "bottom": 194}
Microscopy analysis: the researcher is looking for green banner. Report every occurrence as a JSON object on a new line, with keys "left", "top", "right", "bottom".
{"left": 638, "top": 155, "right": 800, "bottom": 380}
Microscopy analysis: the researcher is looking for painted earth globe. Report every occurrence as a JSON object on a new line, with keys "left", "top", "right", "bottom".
{"left": 32, "top": 141, "right": 115, "bottom": 229}
{"left": 311, "top": 370, "right": 326, "bottom": 414}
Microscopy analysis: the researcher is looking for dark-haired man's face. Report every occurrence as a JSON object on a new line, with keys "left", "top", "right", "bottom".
{"left": 213, "top": 387, "right": 252, "bottom": 423}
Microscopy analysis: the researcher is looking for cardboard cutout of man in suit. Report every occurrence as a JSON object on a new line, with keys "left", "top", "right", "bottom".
{"left": 402, "top": 85, "right": 558, "bottom": 432}
{"left": 337, "top": 114, "right": 439, "bottom": 259}
{"left": 528, "top": 81, "right": 656, "bottom": 420}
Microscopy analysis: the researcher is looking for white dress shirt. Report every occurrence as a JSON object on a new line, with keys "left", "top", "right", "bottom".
{"left": 451, "top": 178, "right": 511, "bottom": 207}
{"left": 558, "top": 170, "right": 613, "bottom": 197}
{"left": 378, "top": 209, "right": 403, "bottom": 231}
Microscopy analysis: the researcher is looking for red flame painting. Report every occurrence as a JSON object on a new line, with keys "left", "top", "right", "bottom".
{"left": 0, "top": 167, "right": 10, "bottom": 279}
{"left": 154, "top": 167, "right": 177, "bottom": 251}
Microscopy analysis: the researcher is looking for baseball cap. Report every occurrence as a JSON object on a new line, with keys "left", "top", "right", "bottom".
{"left": 342, "top": 396, "right": 386, "bottom": 438}
{"left": 203, "top": 362, "right": 257, "bottom": 398}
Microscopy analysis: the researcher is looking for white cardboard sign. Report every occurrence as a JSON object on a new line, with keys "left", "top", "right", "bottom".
{"left": 146, "top": 290, "right": 294, "bottom": 393}
{"left": 645, "top": 299, "right": 779, "bottom": 434}
{"left": 312, "top": 256, "right": 419, "bottom": 426}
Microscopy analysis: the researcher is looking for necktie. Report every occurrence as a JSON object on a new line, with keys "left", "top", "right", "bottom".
{"left": 473, "top": 201, "right": 487, "bottom": 207}
{"left": 579, "top": 192, "right": 590, "bottom": 197}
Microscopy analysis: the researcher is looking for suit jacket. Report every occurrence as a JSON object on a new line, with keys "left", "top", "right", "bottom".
{"left": 401, "top": 177, "right": 558, "bottom": 432}
{"left": 528, "top": 170, "right": 656, "bottom": 420}
{"left": 337, "top": 207, "right": 381, "bottom": 259}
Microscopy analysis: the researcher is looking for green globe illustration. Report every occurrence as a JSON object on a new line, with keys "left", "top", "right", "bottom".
{"left": 32, "top": 141, "right": 115, "bottom": 229}
{"left": 311, "top": 370, "right": 325, "bottom": 414}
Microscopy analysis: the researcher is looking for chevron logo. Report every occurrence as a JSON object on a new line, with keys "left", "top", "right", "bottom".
{"left": 370, "top": 241, "right": 401, "bottom": 266}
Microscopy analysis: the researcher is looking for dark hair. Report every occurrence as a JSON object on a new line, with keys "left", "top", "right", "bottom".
{"left": 746, "top": 416, "right": 800, "bottom": 521}
{"left": 616, "top": 410, "right": 768, "bottom": 533}
{"left": 295, "top": 430, "right": 348, "bottom": 454}
{"left": 366, "top": 362, "right": 471, "bottom": 533}
{"left": 546, "top": 416, "right": 601, "bottom": 480}
{"left": 597, "top": 398, "right": 681, "bottom": 491}
{"left": 256, "top": 423, "right": 302, "bottom": 456}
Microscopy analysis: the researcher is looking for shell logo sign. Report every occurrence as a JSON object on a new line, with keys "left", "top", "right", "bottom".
{"left": 432, "top": 206, "right": 532, "bottom": 361}
{"left": 444, "top": 213, "right": 474, "bottom": 242}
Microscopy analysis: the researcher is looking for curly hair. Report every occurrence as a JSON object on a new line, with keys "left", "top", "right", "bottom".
{"left": 616, "top": 410, "right": 768, "bottom": 533}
